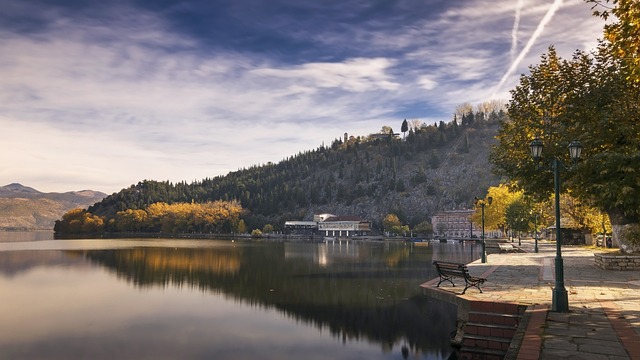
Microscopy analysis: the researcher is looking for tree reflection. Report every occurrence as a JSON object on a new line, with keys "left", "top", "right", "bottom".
{"left": 74, "top": 241, "right": 479, "bottom": 356}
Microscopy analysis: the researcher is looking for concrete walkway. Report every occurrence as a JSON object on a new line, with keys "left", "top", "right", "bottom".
{"left": 422, "top": 239, "right": 640, "bottom": 359}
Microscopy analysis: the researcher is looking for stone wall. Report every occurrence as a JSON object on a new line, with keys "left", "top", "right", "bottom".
{"left": 594, "top": 253, "right": 640, "bottom": 270}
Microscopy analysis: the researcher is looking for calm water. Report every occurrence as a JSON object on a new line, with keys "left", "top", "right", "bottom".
{"left": 0, "top": 232, "right": 480, "bottom": 360}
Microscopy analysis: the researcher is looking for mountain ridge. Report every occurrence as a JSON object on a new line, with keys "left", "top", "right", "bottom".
{"left": 0, "top": 184, "right": 107, "bottom": 230}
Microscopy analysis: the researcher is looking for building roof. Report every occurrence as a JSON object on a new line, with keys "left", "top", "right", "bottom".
{"left": 433, "top": 210, "right": 474, "bottom": 216}
{"left": 284, "top": 221, "right": 318, "bottom": 226}
{"left": 323, "top": 215, "right": 365, "bottom": 222}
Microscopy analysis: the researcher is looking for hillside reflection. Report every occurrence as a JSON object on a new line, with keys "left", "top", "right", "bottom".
{"left": 73, "top": 241, "right": 478, "bottom": 356}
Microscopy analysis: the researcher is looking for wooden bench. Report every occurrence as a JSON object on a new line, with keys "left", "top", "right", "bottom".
{"left": 432, "top": 260, "right": 486, "bottom": 294}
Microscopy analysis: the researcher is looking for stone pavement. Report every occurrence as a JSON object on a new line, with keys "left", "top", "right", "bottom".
{"left": 423, "top": 239, "right": 640, "bottom": 359}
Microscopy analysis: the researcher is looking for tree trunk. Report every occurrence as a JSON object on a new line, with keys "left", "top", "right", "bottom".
{"left": 607, "top": 208, "right": 640, "bottom": 253}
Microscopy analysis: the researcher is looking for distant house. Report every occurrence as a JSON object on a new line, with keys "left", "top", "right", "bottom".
{"left": 284, "top": 213, "right": 371, "bottom": 237}
{"left": 368, "top": 133, "right": 399, "bottom": 141}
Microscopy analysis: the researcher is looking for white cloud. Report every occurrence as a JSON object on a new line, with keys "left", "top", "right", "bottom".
{"left": 0, "top": 0, "right": 607, "bottom": 193}
{"left": 251, "top": 58, "right": 400, "bottom": 92}
{"left": 417, "top": 76, "right": 437, "bottom": 90}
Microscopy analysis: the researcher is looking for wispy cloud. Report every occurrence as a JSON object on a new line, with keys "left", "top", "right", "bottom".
{"left": 492, "top": 0, "right": 565, "bottom": 97}
{"left": 0, "top": 0, "right": 605, "bottom": 193}
{"left": 512, "top": 0, "right": 525, "bottom": 62}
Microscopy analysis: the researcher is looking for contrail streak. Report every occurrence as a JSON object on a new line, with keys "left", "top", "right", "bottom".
{"left": 511, "top": 0, "right": 524, "bottom": 62}
{"left": 491, "top": 0, "right": 564, "bottom": 98}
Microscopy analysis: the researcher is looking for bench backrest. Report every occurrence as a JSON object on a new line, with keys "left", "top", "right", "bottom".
{"left": 433, "top": 261, "right": 470, "bottom": 276}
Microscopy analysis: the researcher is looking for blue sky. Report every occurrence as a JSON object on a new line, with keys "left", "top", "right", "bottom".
{"left": 0, "top": 0, "right": 605, "bottom": 194}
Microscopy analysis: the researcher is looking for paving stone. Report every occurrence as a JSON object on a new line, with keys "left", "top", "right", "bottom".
{"left": 585, "top": 328, "right": 621, "bottom": 341}
{"left": 543, "top": 337, "right": 577, "bottom": 351}
{"left": 420, "top": 240, "right": 640, "bottom": 360}
{"left": 540, "top": 349, "right": 611, "bottom": 359}
{"left": 578, "top": 342, "right": 628, "bottom": 356}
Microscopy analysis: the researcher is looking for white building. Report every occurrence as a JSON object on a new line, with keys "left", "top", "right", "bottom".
{"left": 317, "top": 215, "right": 371, "bottom": 237}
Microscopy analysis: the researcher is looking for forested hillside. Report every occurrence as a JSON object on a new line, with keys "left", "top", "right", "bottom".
{"left": 82, "top": 109, "right": 504, "bottom": 233}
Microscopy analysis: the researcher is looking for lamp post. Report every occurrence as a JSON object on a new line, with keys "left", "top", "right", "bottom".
{"left": 474, "top": 196, "right": 493, "bottom": 263}
{"left": 529, "top": 138, "right": 582, "bottom": 313}
{"left": 602, "top": 214, "right": 607, "bottom": 248}
{"left": 533, "top": 210, "right": 539, "bottom": 253}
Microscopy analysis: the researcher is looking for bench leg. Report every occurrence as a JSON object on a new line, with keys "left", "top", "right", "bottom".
{"left": 462, "top": 281, "right": 483, "bottom": 294}
{"left": 436, "top": 276, "right": 455, "bottom": 288}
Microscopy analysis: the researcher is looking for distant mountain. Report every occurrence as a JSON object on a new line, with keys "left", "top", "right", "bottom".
{"left": 0, "top": 183, "right": 41, "bottom": 197}
{"left": 0, "top": 184, "right": 107, "bottom": 230}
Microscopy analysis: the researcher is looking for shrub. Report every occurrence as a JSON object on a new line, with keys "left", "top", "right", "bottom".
{"left": 251, "top": 229, "right": 263, "bottom": 238}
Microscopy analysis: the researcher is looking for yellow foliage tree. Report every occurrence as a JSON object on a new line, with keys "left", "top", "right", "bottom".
{"left": 471, "top": 184, "right": 523, "bottom": 236}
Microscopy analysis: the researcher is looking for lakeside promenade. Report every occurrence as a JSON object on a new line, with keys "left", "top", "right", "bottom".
{"left": 421, "top": 239, "right": 640, "bottom": 359}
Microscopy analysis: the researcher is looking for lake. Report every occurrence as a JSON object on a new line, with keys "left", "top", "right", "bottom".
{"left": 0, "top": 232, "right": 481, "bottom": 360}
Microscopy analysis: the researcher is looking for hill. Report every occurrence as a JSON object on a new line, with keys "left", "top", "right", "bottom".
{"left": 84, "top": 112, "right": 504, "bottom": 233}
{"left": 0, "top": 184, "right": 106, "bottom": 230}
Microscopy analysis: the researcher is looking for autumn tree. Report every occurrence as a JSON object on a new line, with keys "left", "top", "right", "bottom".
{"left": 236, "top": 219, "right": 247, "bottom": 234}
{"left": 471, "top": 184, "right": 523, "bottom": 236}
{"left": 455, "top": 103, "right": 473, "bottom": 120}
{"left": 81, "top": 215, "right": 104, "bottom": 233}
{"left": 490, "top": 45, "right": 640, "bottom": 252}
{"left": 555, "top": 193, "right": 612, "bottom": 234}
{"left": 588, "top": 0, "right": 640, "bottom": 82}
{"left": 383, "top": 214, "right": 401, "bottom": 232}
{"left": 115, "top": 209, "right": 148, "bottom": 232}
{"left": 262, "top": 224, "right": 274, "bottom": 234}
{"left": 57, "top": 200, "right": 244, "bottom": 235}
{"left": 54, "top": 208, "right": 105, "bottom": 234}
{"left": 408, "top": 119, "right": 423, "bottom": 132}
{"left": 383, "top": 214, "right": 408, "bottom": 235}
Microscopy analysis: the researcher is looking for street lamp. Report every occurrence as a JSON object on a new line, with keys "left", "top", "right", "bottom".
{"left": 533, "top": 209, "right": 540, "bottom": 253}
{"left": 529, "top": 138, "right": 583, "bottom": 312}
{"left": 474, "top": 196, "right": 493, "bottom": 263}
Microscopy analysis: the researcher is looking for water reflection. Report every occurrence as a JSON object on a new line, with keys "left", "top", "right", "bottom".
{"left": 0, "top": 238, "right": 480, "bottom": 359}
{"left": 0, "top": 230, "right": 54, "bottom": 242}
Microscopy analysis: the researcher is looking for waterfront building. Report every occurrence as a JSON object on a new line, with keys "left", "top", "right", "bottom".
{"left": 284, "top": 214, "right": 372, "bottom": 237}
{"left": 431, "top": 210, "right": 474, "bottom": 238}
{"left": 431, "top": 210, "right": 501, "bottom": 239}
{"left": 283, "top": 221, "right": 318, "bottom": 235}
{"left": 317, "top": 215, "right": 371, "bottom": 237}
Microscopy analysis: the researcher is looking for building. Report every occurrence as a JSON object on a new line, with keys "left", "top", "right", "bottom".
{"left": 431, "top": 210, "right": 475, "bottom": 238}
{"left": 283, "top": 221, "right": 318, "bottom": 235}
{"left": 284, "top": 214, "right": 372, "bottom": 237}
{"left": 431, "top": 210, "right": 501, "bottom": 239}
{"left": 317, "top": 215, "right": 371, "bottom": 237}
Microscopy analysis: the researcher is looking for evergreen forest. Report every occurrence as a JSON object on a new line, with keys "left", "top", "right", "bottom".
{"left": 57, "top": 107, "right": 505, "bottom": 235}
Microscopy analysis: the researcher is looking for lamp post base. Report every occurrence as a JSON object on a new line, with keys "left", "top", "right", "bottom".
{"left": 551, "top": 287, "right": 569, "bottom": 312}
{"left": 481, "top": 241, "right": 486, "bottom": 263}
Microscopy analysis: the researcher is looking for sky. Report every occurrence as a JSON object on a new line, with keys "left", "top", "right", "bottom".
{"left": 0, "top": 0, "right": 607, "bottom": 194}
